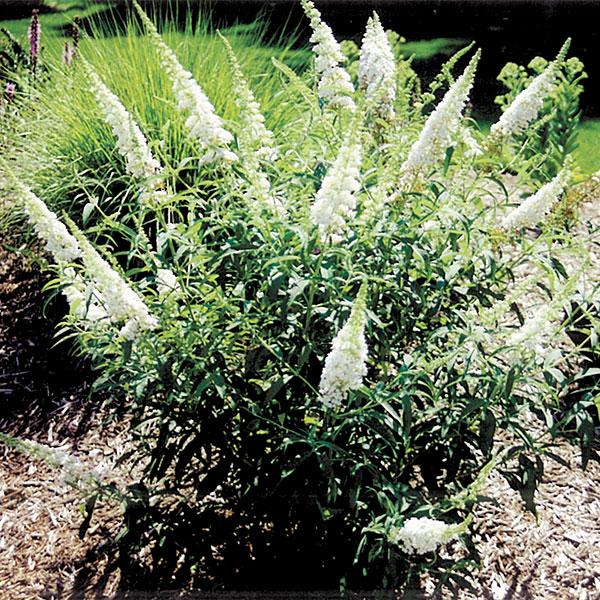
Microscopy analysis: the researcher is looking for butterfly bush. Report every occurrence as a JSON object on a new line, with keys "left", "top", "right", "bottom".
{"left": 72, "top": 228, "right": 158, "bottom": 340}
{"left": 133, "top": 1, "right": 236, "bottom": 165}
{"left": 358, "top": 12, "right": 396, "bottom": 120}
{"left": 16, "top": 181, "right": 81, "bottom": 263}
{"left": 501, "top": 165, "right": 570, "bottom": 230}
{"left": 399, "top": 50, "right": 480, "bottom": 185}
{"left": 5, "top": 3, "right": 596, "bottom": 591}
{"left": 62, "top": 267, "right": 107, "bottom": 323}
{"left": 218, "top": 32, "right": 284, "bottom": 214}
{"left": 301, "top": 0, "right": 356, "bottom": 111}
{"left": 319, "top": 285, "right": 368, "bottom": 410}
{"left": 490, "top": 40, "right": 570, "bottom": 140}
{"left": 84, "top": 62, "right": 163, "bottom": 187}
{"left": 310, "top": 136, "right": 362, "bottom": 242}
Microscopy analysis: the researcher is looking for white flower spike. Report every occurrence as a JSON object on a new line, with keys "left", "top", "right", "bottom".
{"left": 399, "top": 50, "right": 481, "bottom": 183}
{"left": 301, "top": 0, "right": 356, "bottom": 112}
{"left": 319, "top": 284, "right": 369, "bottom": 410}
{"left": 358, "top": 12, "right": 396, "bottom": 120}
{"left": 134, "top": 1, "right": 237, "bottom": 165}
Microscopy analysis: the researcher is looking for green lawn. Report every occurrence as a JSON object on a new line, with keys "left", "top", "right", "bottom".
{"left": 574, "top": 119, "right": 600, "bottom": 175}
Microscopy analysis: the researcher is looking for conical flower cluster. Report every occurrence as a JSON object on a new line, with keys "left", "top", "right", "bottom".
{"left": 301, "top": 0, "right": 355, "bottom": 112}
{"left": 501, "top": 167, "right": 569, "bottom": 230}
{"left": 310, "top": 137, "right": 362, "bottom": 242}
{"left": 74, "top": 229, "right": 158, "bottom": 340}
{"left": 490, "top": 40, "right": 570, "bottom": 140}
{"left": 84, "top": 62, "right": 162, "bottom": 185}
{"left": 490, "top": 64, "right": 556, "bottom": 139}
{"left": 134, "top": 1, "right": 236, "bottom": 165}
{"left": 358, "top": 12, "right": 396, "bottom": 120}
{"left": 217, "top": 32, "right": 284, "bottom": 214}
{"left": 319, "top": 285, "right": 369, "bottom": 410}
{"left": 400, "top": 50, "right": 480, "bottom": 182}
{"left": 17, "top": 182, "right": 81, "bottom": 263}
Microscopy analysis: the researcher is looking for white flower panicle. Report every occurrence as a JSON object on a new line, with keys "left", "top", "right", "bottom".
{"left": 84, "top": 62, "right": 162, "bottom": 184}
{"left": 490, "top": 39, "right": 570, "bottom": 139}
{"left": 400, "top": 50, "right": 480, "bottom": 181}
{"left": 17, "top": 183, "right": 81, "bottom": 263}
{"left": 62, "top": 266, "right": 107, "bottom": 323}
{"left": 301, "top": 0, "right": 356, "bottom": 111}
{"left": 310, "top": 138, "right": 362, "bottom": 243}
{"left": 74, "top": 230, "right": 158, "bottom": 340}
{"left": 218, "top": 32, "right": 277, "bottom": 160}
{"left": 490, "top": 65, "right": 556, "bottom": 139}
{"left": 358, "top": 12, "right": 396, "bottom": 120}
{"left": 390, "top": 517, "right": 458, "bottom": 555}
{"left": 501, "top": 167, "right": 569, "bottom": 230}
{"left": 133, "top": 2, "right": 236, "bottom": 165}
{"left": 319, "top": 285, "right": 369, "bottom": 410}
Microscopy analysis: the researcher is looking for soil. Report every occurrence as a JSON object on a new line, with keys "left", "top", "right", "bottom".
{"left": 0, "top": 188, "right": 599, "bottom": 599}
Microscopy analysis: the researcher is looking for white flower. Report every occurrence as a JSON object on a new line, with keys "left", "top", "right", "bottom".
{"left": 506, "top": 304, "right": 554, "bottom": 350}
{"left": 390, "top": 517, "right": 458, "bottom": 555}
{"left": 301, "top": 0, "right": 356, "bottom": 111}
{"left": 358, "top": 12, "right": 396, "bottom": 120}
{"left": 75, "top": 231, "right": 158, "bottom": 339}
{"left": 319, "top": 285, "right": 368, "bottom": 410}
{"left": 460, "top": 126, "right": 482, "bottom": 158}
{"left": 501, "top": 167, "right": 569, "bottom": 230}
{"left": 490, "top": 65, "right": 555, "bottom": 139}
{"left": 156, "top": 268, "right": 179, "bottom": 297}
{"left": 219, "top": 32, "right": 277, "bottom": 160}
{"left": 17, "top": 183, "right": 81, "bottom": 263}
{"left": 84, "top": 62, "right": 162, "bottom": 184}
{"left": 134, "top": 2, "right": 236, "bottom": 165}
{"left": 62, "top": 266, "right": 107, "bottom": 323}
{"left": 244, "top": 167, "right": 286, "bottom": 215}
{"left": 399, "top": 50, "right": 480, "bottom": 182}
{"left": 310, "top": 139, "right": 362, "bottom": 243}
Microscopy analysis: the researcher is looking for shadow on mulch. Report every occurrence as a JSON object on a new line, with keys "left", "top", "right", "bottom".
{"left": 0, "top": 242, "right": 96, "bottom": 438}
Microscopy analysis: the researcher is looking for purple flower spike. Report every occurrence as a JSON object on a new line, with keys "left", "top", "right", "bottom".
{"left": 28, "top": 9, "right": 41, "bottom": 75}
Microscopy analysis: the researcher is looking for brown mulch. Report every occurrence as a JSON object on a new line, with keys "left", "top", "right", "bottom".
{"left": 0, "top": 244, "right": 124, "bottom": 600}
{"left": 0, "top": 186, "right": 599, "bottom": 599}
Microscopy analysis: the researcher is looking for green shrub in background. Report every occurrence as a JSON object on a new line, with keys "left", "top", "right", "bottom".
{"left": 495, "top": 54, "right": 587, "bottom": 183}
{"left": 0, "top": 0, "right": 598, "bottom": 594}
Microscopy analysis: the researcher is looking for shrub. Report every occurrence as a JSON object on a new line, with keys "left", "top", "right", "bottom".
{"left": 1, "top": 1, "right": 598, "bottom": 593}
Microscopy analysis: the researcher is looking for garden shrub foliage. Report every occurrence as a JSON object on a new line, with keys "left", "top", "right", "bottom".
{"left": 2, "top": 0, "right": 599, "bottom": 592}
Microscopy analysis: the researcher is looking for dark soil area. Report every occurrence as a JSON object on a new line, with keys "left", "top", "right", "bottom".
{"left": 0, "top": 243, "right": 91, "bottom": 436}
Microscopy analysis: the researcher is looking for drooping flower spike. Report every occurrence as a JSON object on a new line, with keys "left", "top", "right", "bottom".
{"left": 68, "top": 219, "right": 158, "bottom": 340}
{"left": 14, "top": 180, "right": 82, "bottom": 264}
{"left": 133, "top": 1, "right": 237, "bottom": 165}
{"left": 301, "top": 0, "right": 356, "bottom": 112}
{"left": 319, "top": 284, "right": 369, "bottom": 410}
{"left": 82, "top": 60, "right": 163, "bottom": 185}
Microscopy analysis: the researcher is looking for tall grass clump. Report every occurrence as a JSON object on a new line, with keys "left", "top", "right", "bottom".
{"left": 1, "top": 1, "right": 599, "bottom": 594}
